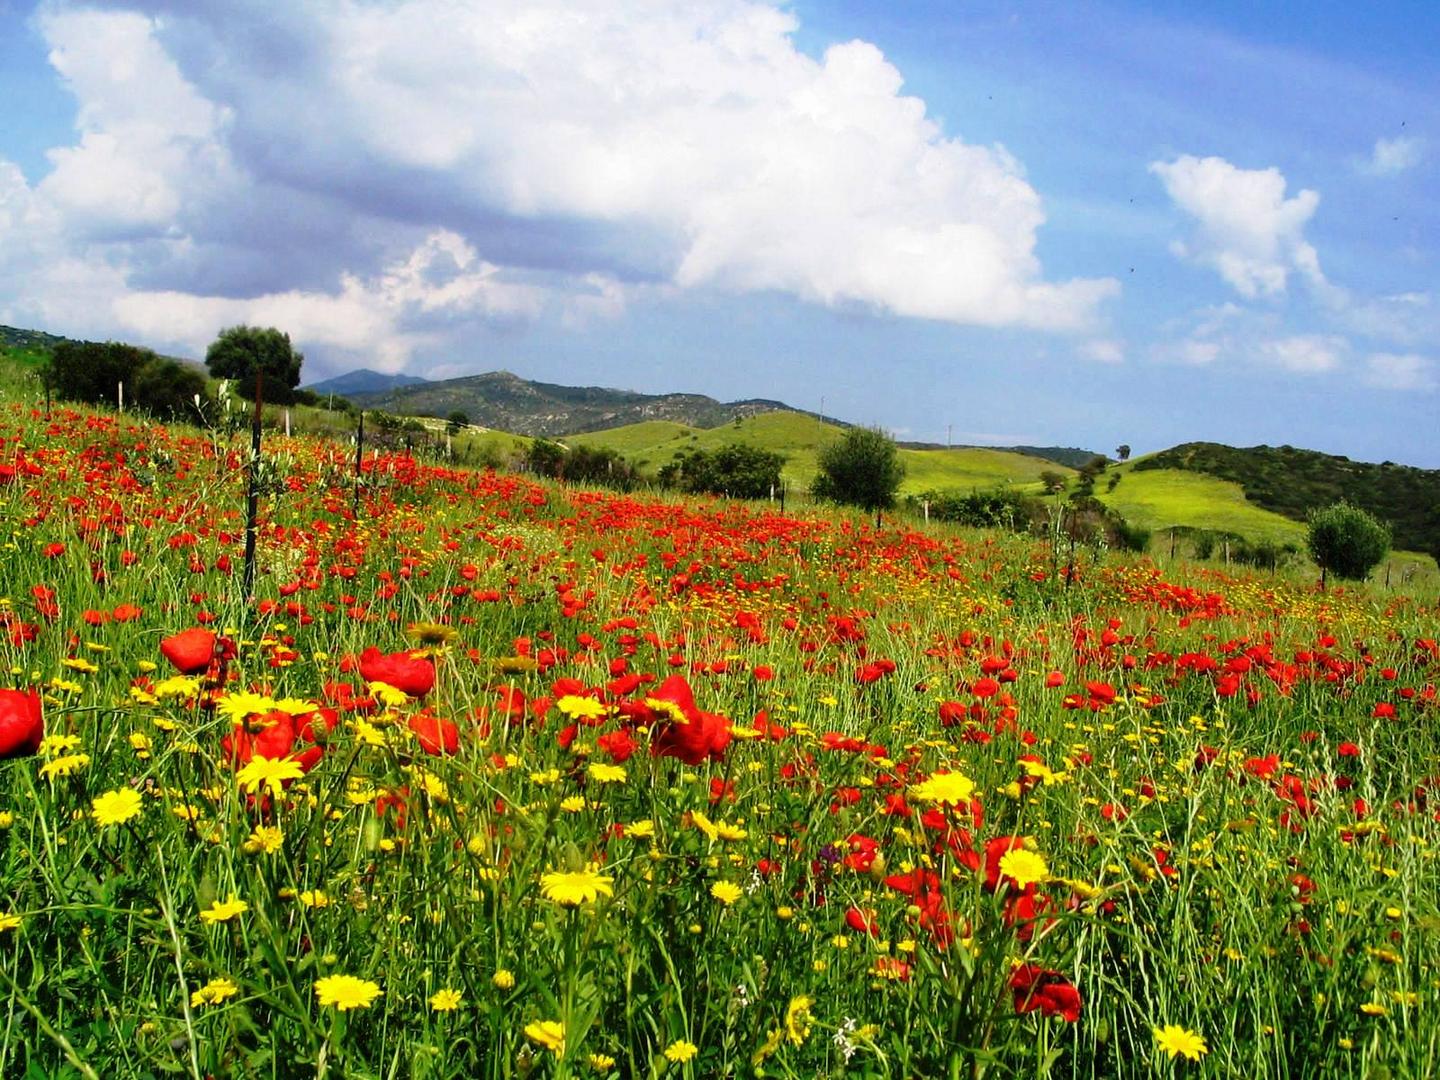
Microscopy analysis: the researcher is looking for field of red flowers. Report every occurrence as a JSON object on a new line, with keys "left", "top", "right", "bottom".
{"left": 1, "top": 400, "right": 1438, "bottom": 1078}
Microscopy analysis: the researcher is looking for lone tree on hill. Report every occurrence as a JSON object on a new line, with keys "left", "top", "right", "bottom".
{"left": 205, "top": 326, "right": 304, "bottom": 404}
{"left": 1306, "top": 501, "right": 1391, "bottom": 588}
{"left": 811, "top": 426, "right": 905, "bottom": 522}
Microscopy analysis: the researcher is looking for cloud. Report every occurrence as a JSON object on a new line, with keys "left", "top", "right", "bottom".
{"left": 1079, "top": 339, "right": 1124, "bottom": 364}
{"left": 1150, "top": 154, "right": 1332, "bottom": 301}
{"left": 1341, "top": 290, "right": 1438, "bottom": 347}
{"left": 1151, "top": 305, "right": 1354, "bottom": 378}
{"left": 1362, "top": 136, "right": 1424, "bottom": 176}
{"left": 109, "top": 231, "right": 545, "bottom": 372}
{"left": 1363, "top": 352, "right": 1435, "bottom": 391}
{"left": 1259, "top": 335, "right": 1346, "bottom": 374}
{"left": 1, "top": 0, "right": 1115, "bottom": 373}
{"left": 1151, "top": 338, "right": 1221, "bottom": 366}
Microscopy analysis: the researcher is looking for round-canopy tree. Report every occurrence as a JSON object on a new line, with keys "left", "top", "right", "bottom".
{"left": 205, "top": 326, "right": 304, "bottom": 404}
{"left": 1306, "top": 501, "right": 1391, "bottom": 587}
{"left": 811, "top": 426, "right": 905, "bottom": 518}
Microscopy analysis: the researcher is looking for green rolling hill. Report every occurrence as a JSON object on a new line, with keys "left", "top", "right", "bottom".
{"left": 568, "top": 411, "right": 1072, "bottom": 494}
{"left": 3, "top": 322, "right": 1436, "bottom": 565}
{"left": 1093, "top": 465, "right": 1307, "bottom": 544}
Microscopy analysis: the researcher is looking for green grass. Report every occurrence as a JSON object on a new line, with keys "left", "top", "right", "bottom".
{"left": 571, "top": 411, "right": 1074, "bottom": 494}
{"left": 1094, "top": 466, "right": 1308, "bottom": 544}
{"left": 566, "top": 419, "right": 701, "bottom": 456}
{"left": 896, "top": 446, "right": 1068, "bottom": 493}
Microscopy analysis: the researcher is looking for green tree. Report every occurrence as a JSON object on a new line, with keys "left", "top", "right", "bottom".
{"left": 445, "top": 410, "right": 470, "bottom": 436}
{"left": 205, "top": 326, "right": 304, "bottom": 404}
{"left": 1038, "top": 470, "right": 1067, "bottom": 495}
{"left": 660, "top": 444, "right": 785, "bottom": 500}
{"left": 133, "top": 358, "right": 210, "bottom": 423}
{"left": 811, "top": 427, "right": 905, "bottom": 517}
{"left": 48, "top": 340, "right": 157, "bottom": 406}
{"left": 526, "top": 439, "right": 567, "bottom": 479}
{"left": 1307, "top": 501, "right": 1391, "bottom": 587}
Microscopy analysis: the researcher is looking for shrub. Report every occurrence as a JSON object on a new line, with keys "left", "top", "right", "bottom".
{"left": 811, "top": 427, "right": 904, "bottom": 514}
{"left": 1107, "top": 516, "right": 1150, "bottom": 553}
{"left": 912, "top": 488, "right": 1043, "bottom": 533}
{"left": 1307, "top": 501, "right": 1391, "bottom": 585}
{"left": 49, "top": 340, "right": 156, "bottom": 407}
{"left": 132, "top": 358, "right": 210, "bottom": 424}
{"left": 659, "top": 444, "right": 785, "bottom": 500}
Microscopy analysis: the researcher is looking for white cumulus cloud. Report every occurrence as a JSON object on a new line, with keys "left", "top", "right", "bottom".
{"left": 1363, "top": 136, "right": 1424, "bottom": 176}
{"left": 1080, "top": 339, "right": 1124, "bottom": 364}
{"left": 110, "top": 231, "right": 545, "bottom": 371}
{"left": 1363, "top": 352, "right": 1435, "bottom": 391}
{"left": 1150, "top": 154, "right": 1331, "bottom": 301}
{"left": 0, "top": 0, "right": 1116, "bottom": 374}
{"left": 1259, "top": 335, "right": 1346, "bottom": 374}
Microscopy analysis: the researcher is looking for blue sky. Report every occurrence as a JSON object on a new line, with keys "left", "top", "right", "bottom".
{"left": 0, "top": 1, "right": 1436, "bottom": 465}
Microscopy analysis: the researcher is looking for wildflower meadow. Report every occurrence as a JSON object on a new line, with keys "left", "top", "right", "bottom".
{"left": 1, "top": 400, "right": 1438, "bottom": 1078}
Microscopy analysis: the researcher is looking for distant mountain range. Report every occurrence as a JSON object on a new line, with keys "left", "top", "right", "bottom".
{"left": 332, "top": 368, "right": 1101, "bottom": 469}
{"left": 341, "top": 369, "right": 826, "bottom": 438}
{"left": 304, "top": 368, "right": 431, "bottom": 396}
{"left": 0, "top": 325, "right": 70, "bottom": 351}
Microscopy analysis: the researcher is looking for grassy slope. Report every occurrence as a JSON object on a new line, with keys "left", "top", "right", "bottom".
{"left": 570, "top": 411, "right": 1073, "bottom": 493}
{"left": 1096, "top": 460, "right": 1436, "bottom": 575}
{"left": 1134, "top": 441, "right": 1440, "bottom": 556}
{"left": 1095, "top": 464, "right": 1308, "bottom": 544}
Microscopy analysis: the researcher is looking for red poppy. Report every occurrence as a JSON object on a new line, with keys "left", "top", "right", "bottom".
{"left": 222, "top": 711, "right": 297, "bottom": 765}
{"left": 596, "top": 728, "right": 637, "bottom": 763}
{"left": 844, "top": 906, "right": 880, "bottom": 936}
{"left": 357, "top": 647, "right": 435, "bottom": 697}
{"left": 645, "top": 675, "right": 731, "bottom": 765}
{"left": 0, "top": 689, "right": 43, "bottom": 759}
{"left": 160, "top": 628, "right": 217, "bottom": 674}
{"left": 409, "top": 712, "right": 460, "bottom": 755}
{"left": 1009, "top": 964, "right": 1081, "bottom": 1022}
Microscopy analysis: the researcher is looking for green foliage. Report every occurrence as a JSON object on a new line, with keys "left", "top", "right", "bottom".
{"left": 1134, "top": 442, "right": 1435, "bottom": 554}
{"left": 658, "top": 444, "right": 786, "bottom": 499}
{"left": 49, "top": 340, "right": 156, "bottom": 407}
{"left": 910, "top": 488, "right": 1043, "bottom": 532}
{"left": 46, "top": 340, "right": 211, "bottom": 423}
{"left": 561, "top": 444, "right": 638, "bottom": 490}
{"left": 811, "top": 426, "right": 905, "bottom": 512}
{"left": 1307, "top": 501, "right": 1392, "bottom": 582}
{"left": 205, "top": 325, "right": 304, "bottom": 404}
{"left": 526, "top": 440, "right": 636, "bottom": 491}
{"left": 445, "top": 410, "right": 470, "bottom": 436}
{"left": 131, "top": 357, "right": 210, "bottom": 424}
{"left": 1038, "top": 470, "right": 1067, "bottom": 494}
{"left": 526, "top": 439, "right": 568, "bottom": 479}
{"left": 1108, "top": 516, "right": 1151, "bottom": 553}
